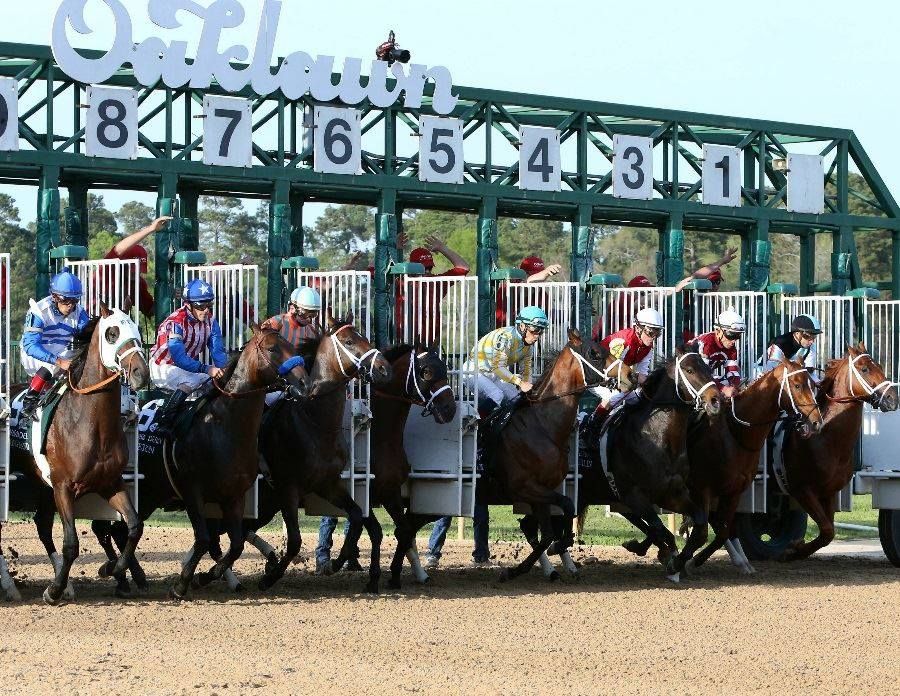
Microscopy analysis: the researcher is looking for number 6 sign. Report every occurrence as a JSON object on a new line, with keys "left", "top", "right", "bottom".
{"left": 313, "top": 106, "right": 361, "bottom": 175}
{"left": 203, "top": 95, "right": 252, "bottom": 167}
{"left": 85, "top": 86, "right": 138, "bottom": 160}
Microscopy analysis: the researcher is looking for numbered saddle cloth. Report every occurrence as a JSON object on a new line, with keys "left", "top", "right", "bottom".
{"left": 8, "top": 384, "right": 69, "bottom": 486}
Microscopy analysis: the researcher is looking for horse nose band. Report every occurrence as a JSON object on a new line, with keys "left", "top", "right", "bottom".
{"left": 848, "top": 353, "right": 897, "bottom": 408}
{"left": 331, "top": 324, "right": 382, "bottom": 380}
{"left": 674, "top": 354, "right": 716, "bottom": 412}
{"left": 408, "top": 351, "right": 452, "bottom": 416}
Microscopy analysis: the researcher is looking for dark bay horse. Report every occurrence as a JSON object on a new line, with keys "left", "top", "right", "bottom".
{"left": 586, "top": 351, "right": 722, "bottom": 581}
{"left": 479, "top": 328, "right": 631, "bottom": 583}
{"left": 5, "top": 304, "right": 149, "bottom": 604}
{"left": 678, "top": 359, "right": 824, "bottom": 573}
{"left": 779, "top": 344, "right": 897, "bottom": 560}
{"left": 92, "top": 325, "right": 308, "bottom": 599}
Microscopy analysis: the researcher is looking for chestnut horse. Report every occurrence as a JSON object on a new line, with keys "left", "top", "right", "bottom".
{"left": 3, "top": 304, "right": 149, "bottom": 604}
{"left": 91, "top": 325, "right": 308, "bottom": 599}
{"left": 779, "top": 344, "right": 897, "bottom": 560}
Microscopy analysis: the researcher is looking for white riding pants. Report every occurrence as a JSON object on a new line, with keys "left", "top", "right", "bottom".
{"left": 20, "top": 347, "right": 76, "bottom": 378}
{"left": 472, "top": 372, "right": 519, "bottom": 407}
{"left": 150, "top": 361, "right": 211, "bottom": 394}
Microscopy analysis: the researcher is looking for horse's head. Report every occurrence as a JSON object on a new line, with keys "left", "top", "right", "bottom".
{"left": 843, "top": 343, "right": 898, "bottom": 412}
{"left": 247, "top": 325, "right": 310, "bottom": 399}
{"left": 322, "top": 312, "right": 392, "bottom": 384}
{"left": 409, "top": 343, "right": 456, "bottom": 424}
{"left": 97, "top": 302, "right": 149, "bottom": 391}
{"left": 773, "top": 359, "right": 824, "bottom": 438}
{"left": 670, "top": 347, "right": 721, "bottom": 417}
{"left": 569, "top": 327, "right": 636, "bottom": 393}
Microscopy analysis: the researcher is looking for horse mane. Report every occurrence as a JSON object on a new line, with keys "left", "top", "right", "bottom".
{"left": 639, "top": 364, "right": 669, "bottom": 397}
{"left": 382, "top": 343, "right": 415, "bottom": 363}
{"left": 816, "top": 358, "right": 844, "bottom": 406}
{"left": 530, "top": 347, "right": 562, "bottom": 393}
{"left": 67, "top": 317, "right": 101, "bottom": 385}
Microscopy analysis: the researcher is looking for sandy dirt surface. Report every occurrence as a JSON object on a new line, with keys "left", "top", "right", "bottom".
{"left": 0, "top": 521, "right": 898, "bottom": 696}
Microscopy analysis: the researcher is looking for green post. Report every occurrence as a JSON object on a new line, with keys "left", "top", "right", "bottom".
{"left": 477, "top": 198, "right": 499, "bottom": 338}
{"left": 743, "top": 219, "right": 771, "bottom": 291}
{"left": 155, "top": 174, "right": 179, "bottom": 326}
{"left": 178, "top": 189, "right": 200, "bottom": 252}
{"left": 831, "top": 226, "right": 853, "bottom": 296}
{"left": 36, "top": 166, "right": 61, "bottom": 298}
{"left": 374, "top": 189, "right": 399, "bottom": 347}
{"left": 799, "top": 232, "right": 815, "bottom": 296}
{"left": 289, "top": 191, "right": 305, "bottom": 257}
{"left": 658, "top": 212, "right": 685, "bottom": 286}
{"left": 892, "top": 230, "right": 900, "bottom": 300}
{"left": 268, "top": 180, "right": 292, "bottom": 318}
{"left": 63, "top": 183, "right": 88, "bottom": 249}
{"left": 572, "top": 203, "right": 595, "bottom": 336}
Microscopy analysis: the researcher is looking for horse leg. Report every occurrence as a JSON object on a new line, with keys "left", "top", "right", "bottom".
{"left": 360, "top": 513, "right": 383, "bottom": 594}
{"left": 672, "top": 504, "right": 709, "bottom": 576}
{"left": 331, "top": 494, "right": 364, "bottom": 573}
{"left": 520, "top": 514, "right": 557, "bottom": 579}
{"left": 102, "top": 487, "right": 144, "bottom": 580}
{"left": 691, "top": 495, "right": 741, "bottom": 570}
{"left": 545, "top": 494, "right": 578, "bottom": 577}
{"left": 91, "top": 520, "right": 132, "bottom": 598}
{"left": 201, "top": 518, "right": 242, "bottom": 592}
{"left": 32, "top": 490, "right": 72, "bottom": 601}
{"left": 620, "top": 512, "right": 659, "bottom": 557}
{"left": 43, "top": 487, "right": 78, "bottom": 606}
{"left": 171, "top": 491, "right": 211, "bottom": 600}
{"left": 781, "top": 489, "right": 835, "bottom": 562}
{"left": 110, "top": 520, "right": 149, "bottom": 591}
{"left": 383, "top": 496, "right": 413, "bottom": 589}
{"left": 197, "top": 498, "right": 246, "bottom": 586}
{"left": 403, "top": 513, "right": 439, "bottom": 584}
{"left": 258, "top": 486, "right": 302, "bottom": 591}
{"left": 500, "top": 502, "right": 555, "bottom": 583}
{"left": 0, "top": 524, "right": 21, "bottom": 602}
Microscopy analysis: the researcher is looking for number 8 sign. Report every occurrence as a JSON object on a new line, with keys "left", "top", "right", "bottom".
{"left": 203, "top": 95, "right": 252, "bottom": 167}
{"left": 85, "top": 86, "right": 138, "bottom": 160}
{"left": 313, "top": 106, "right": 361, "bottom": 175}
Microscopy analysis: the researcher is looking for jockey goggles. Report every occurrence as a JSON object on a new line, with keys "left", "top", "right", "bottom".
{"left": 189, "top": 301, "right": 213, "bottom": 311}
{"left": 523, "top": 324, "right": 545, "bottom": 335}
{"left": 722, "top": 330, "right": 742, "bottom": 341}
{"left": 639, "top": 325, "right": 663, "bottom": 338}
{"left": 52, "top": 293, "right": 78, "bottom": 306}
{"left": 799, "top": 332, "right": 817, "bottom": 341}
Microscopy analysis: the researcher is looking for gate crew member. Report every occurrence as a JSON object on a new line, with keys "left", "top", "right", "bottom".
{"left": 103, "top": 215, "right": 172, "bottom": 320}
{"left": 149, "top": 278, "right": 228, "bottom": 434}
{"left": 262, "top": 286, "right": 321, "bottom": 406}
{"left": 686, "top": 309, "right": 745, "bottom": 398}
{"left": 19, "top": 269, "right": 91, "bottom": 421}
{"left": 495, "top": 255, "right": 563, "bottom": 326}
{"left": 763, "top": 314, "right": 823, "bottom": 384}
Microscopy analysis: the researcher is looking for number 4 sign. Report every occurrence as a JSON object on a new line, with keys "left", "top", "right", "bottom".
{"left": 203, "top": 95, "right": 252, "bottom": 167}
{"left": 519, "top": 126, "right": 561, "bottom": 191}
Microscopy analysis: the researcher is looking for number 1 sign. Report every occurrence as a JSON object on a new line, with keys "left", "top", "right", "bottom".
{"left": 702, "top": 144, "right": 741, "bottom": 207}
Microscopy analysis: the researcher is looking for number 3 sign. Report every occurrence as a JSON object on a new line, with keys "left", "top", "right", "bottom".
{"left": 85, "top": 86, "right": 138, "bottom": 159}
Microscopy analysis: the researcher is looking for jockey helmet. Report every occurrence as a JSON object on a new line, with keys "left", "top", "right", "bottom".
{"left": 183, "top": 278, "right": 215, "bottom": 304}
{"left": 635, "top": 307, "right": 664, "bottom": 329}
{"left": 290, "top": 286, "right": 321, "bottom": 311}
{"left": 790, "top": 314, "right": 822, "bottom": 335}
{"left": 50, "top": 268, "right": 83, "bottom": 299}
{"left": 715, "top": 308, "right": 745, "bottom": 333}
{"left": 119, "top": 244, "right": 149, "bottom": 274}
{"left": 410, "top": 247, "right": 435, "bottom": 271}
{"left": 519, "top": 255, "right": 545, "bottom": 276}
{"left": 627, "top": 275, "right": 653, "bottom": 288}
{"left": 515, "top": 305, "right": 550, "bottom": 329}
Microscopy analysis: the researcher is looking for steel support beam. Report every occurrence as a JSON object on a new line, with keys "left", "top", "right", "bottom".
{"left": 267, "top": 180, "right": 291, "bottom": 318}
{"left": 374, "top": 188, "right": 399, "bottom": 347}
{"left": 155, "top": 174, "right": 178, "bottom": 325}
{"left": 477, "top": 197, "right": 498, "bottom": 338}
{"left": 36, "top": 166, "right": 60, "bottom": 298}
{"left": 742, "top": 219, "right": 771, "bottom": 291}
{"left": 799, "top": 232, "right": 815, "bottom": 296}
{"left": 289, "top": 191, "right": 304, "bottom": 257}
{"left": 178, "top": 188, "right": 199, "bottom": 252}
{"left": 572, "top": 203, "right": 594, "bottom": 336}
{"left": 63, "top": 183, "right": 88, "bottom": 248}
{"left": 658, "top": 212, "right": 684, "bottom": 286}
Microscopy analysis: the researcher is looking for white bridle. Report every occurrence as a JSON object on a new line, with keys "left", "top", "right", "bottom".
{"left": 97, "top": 309, "right": 145, "bottom": 374}
{"left": 731, "top": 366, "right": 817, "bottom": 427}
{"left": 673, "top": 353, "right": 717, "bottom": 411}
{"left": 569, "top": 346, "right": 620, "bottom": 388}
{"left": 330, "top": 324, "right": 382, "bottom": 379}
{"left": 847, "top": 352, "right": 896, "bottom": 405}
{"left": 407, "top": 350, "right": 452, "bottom": 412}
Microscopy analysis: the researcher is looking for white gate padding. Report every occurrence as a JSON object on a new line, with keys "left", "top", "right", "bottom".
{"left": 403, "top": 275, "right": 479, "bottom": 516}
{"left": 296, "top": 270, "right": 373, "bottom": 516}
{"left": 182, "top": 263, "right": 259, "bottom": 354}
{"left": 598, "top": 286, "right": 682, "bottom": 365}
{"left": 0, "top": 253, "right": 10, "bottom": 521}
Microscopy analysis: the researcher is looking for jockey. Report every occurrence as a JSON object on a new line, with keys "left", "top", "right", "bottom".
{"left": 149, "top": 278, "right": 228, "bottom": 434}
{"left": 687, "top": 309, "right": 745, "bottom": 398}
{"left": 468, "top": 305, "right": 549, "bottom": 413}
{"left": 593, "top": 307, "right": 665, "bottom": 410}
{"left": 18, "top": 269, "right": 90, "bottom": 421}
{"left": 262, "top": 286, "right": 322, "bottom": 359}
{"left": 765, "top": 314, "right": 822, "bottom": 383}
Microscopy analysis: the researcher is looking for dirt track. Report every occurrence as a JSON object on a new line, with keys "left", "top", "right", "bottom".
{"left": 0, "top": 521, "right": 898, "bottom": 695}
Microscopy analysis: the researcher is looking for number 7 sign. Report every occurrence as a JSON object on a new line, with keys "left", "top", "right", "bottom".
{"left": 203, "top": 95, "right": 253, "bottom": 167}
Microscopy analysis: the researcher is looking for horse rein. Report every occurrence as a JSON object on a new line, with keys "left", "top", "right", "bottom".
{"left": 68, "top": 336, "right": 145, "bottom": 395}
{"left": 526, "top": 346, "right": 616, "bottom": 403}
{"left": 373, "top": 350, "right": 452, "bottom": 416}
{"left": 673, "top": 354, "right": 716, "bottom": 412}
{"left": 730, "top": 366, "right": 818, "bottom": 428}
{"left": 330, "top": 324, "right": 382, "bottom": 380}
{"left": 213, "top": 335, "right": 304, "bottom": 400}
{"left": 826, "top": 352, "right": 897, "bottom": 407}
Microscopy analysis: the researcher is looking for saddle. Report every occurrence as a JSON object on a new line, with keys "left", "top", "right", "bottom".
{"left": 476, "top": 396, "right": 525, "bottom": 477}
{"left": 35, "top": 379, "right": 68, "bottom": 455}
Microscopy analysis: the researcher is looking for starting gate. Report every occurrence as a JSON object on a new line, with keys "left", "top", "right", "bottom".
{"left": 593, "top": 284, "right": 683, "bottom": 364}
{"left": 698, "top": 290, "right": 769, "bottom": 513}
{"left": 179, "top": 261, "right": 260, "bottom": 518}
{"left": 403, "top": 275, "right": 479, "bottom": 516}
{"left": 782, "top": 295, "right": 855, "bottom": 511}
{"left": 0, "top": 254, "right": 9, "bottom": 521}
{"left": 292, "top": 269, "right": 374, "bottom": 516}
{"left": 66, "top": 257, "right": 142, "bottom": 520}
{"left": 861, "top": 300, "right": 900, "bottom": 509}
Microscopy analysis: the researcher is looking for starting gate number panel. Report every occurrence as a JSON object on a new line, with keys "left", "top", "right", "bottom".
{"left": 518, "top": 126, "right": 561, "bottom": 192}
{"left": 0, "top": 77, "right": 18, "bottom": 152}
{"left": 0, "top": 253, "right": 9, "bottom": 520}
{"left": 613, "top": 135, "right": 654, "bottom": 200}
{"left": 702, "top": 145, "right": 742, "bottom": 208}
{"left": 418, "top": 116, "right": 464, "bottom": 184}
{"left": 786, "top": 154, "right": 825, "bottom": 215}
{"left": 202, "top": 95, "right": 253, "bottom": 168}
{"left": 85, "top": 85, "right": 139, "bottom": 160}
{"left": 313, "top": 106, "right": 362, "bottom": 175}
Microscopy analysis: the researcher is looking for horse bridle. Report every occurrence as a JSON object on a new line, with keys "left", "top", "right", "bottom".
{"left": 213, "top": 333, "right": 305, "bottom": 400}
{"left": 829, "top": 352, "right": 897, "bottom": 407}
{"left": 528, "top": 345, "right": 619, "bottom": 403}
{"left": 69, "top": 313, "right": 146, "bottom": 395}
{"left": 673, "top": 353, "right": 717, "bottom": 412}
{"left": 407, "top": 350, "right": 452, "bottom": 417}
{"left": 330, "top": 324, "right": 382, "bottom": 381}
{"left": 730, "top": 366, "right": 819, "bottom": 428}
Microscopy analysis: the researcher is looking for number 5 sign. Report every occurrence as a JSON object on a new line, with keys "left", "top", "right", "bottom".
{"left": 85, "top": 86, "right": 138, "bottom": 160}
{"left": 203, "top": 95, "right": 252, "bottom": 167}
{"left": 314, "top": 106, "right": 361, "bottom": 175}
{"left": 418, "top": 116, "right": 463, "bottom": 184}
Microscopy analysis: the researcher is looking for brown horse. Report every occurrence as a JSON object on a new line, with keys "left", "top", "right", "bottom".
{"left": 682, "top": 359, "right": 824, "bottom": 573}
{"left": 6, "top": 303, "right": 149, "bottom": 604}
{"left": 92, "top": 325, "right": 309, "bottom": 599}
{"left": 779, "top": 344, "right": 897, "bottom": 560}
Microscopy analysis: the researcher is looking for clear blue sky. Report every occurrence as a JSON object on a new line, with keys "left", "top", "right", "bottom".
{"left": 2, "top": 0, "right": 898, "bottom": 227}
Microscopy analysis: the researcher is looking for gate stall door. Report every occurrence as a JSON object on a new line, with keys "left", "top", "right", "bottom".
{"left": 295, "top": 270, "right": 373, "bottom": 516}
{"left": 698, "top": 291, "right": 769, "bottom": 513}
{"left": 182, "top": 263, "right": 260, "bottom": 518}
{"left": 501, "top": 280, "right": 581, "bottom": 512}
{"left": 861, "top": 300, "right": 900, "bottom": 509}
{"left": 0, "top": 253, "right": 9, "bottom": 521}
{"left": 783, "top": 295, "right": 855, "bottom": 511}
{"left": 596, "top": 285, "right": 682, "bottom": 365}
{"left": 403, "top": 275, "right": 479, "bottom": 516}
{"left": 67, "top": 258, "right": 141, "bottom": 520}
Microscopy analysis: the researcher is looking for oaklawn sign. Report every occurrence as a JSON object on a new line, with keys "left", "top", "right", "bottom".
{"left": 51, "top": 0, "right": 459, "bottom": 114}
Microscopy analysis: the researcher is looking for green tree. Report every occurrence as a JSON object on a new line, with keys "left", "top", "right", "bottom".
{"left": 307, "top": 204, "right": 375, "bottom": 270}
{"left": 0, "top": 195, "right": 37, "bottom": 334}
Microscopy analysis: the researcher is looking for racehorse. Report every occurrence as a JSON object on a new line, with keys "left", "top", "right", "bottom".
{"left": 249, "top": 314, "right": 392, "bottom": 593}
{"left": 3, "top": 303, "right": 149, "bottom": 604}
{"left": 579, "top": 350, "right": 722, "bottom": 581}
{"left": 477, "top": 328, "right": 632, "bottom": 583}
{"left": 778, "top": 344, "right": 897, "bottom": 560}
{"left": 669, "top": 358, "right": 824, "bottom": 573}
{"left": 91, "top": 324, "right": 308, "bottom": 599}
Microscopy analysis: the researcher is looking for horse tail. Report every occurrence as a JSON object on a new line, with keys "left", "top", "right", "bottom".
{"left": 576, "top": 505, "right": 590, "bottom": 538}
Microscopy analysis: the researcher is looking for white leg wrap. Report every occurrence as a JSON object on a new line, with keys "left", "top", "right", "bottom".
{"left": 0, "top": 556, "right": 21, "bottom": 601}
{"left": 247, "top": 531, "right": 277, "bottom": 559}
{"left": 223, "top": 568, "right": 242, "bottom": 591}
{"left": 50, "top": 552, "right": 75, "bottom": 600}
{"left": 732, "top": 538, "right": 755, "bottom": 574}
{"left": 406, "top": 543, "right": 429, "bottom": 584}
{"left": 180, "top": 547, "right": 194, "bottom": 570}
{"left": 724, "top": 539, "right": 742, "bottom": 566}
{"left": 538, "top": 553, "right": 556, "bottom": 577}
{"left": 560, "top": 551, "right": 578, "bottom": 576}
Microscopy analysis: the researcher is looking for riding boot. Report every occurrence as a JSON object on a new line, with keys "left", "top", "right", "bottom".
{"left": 154, "top": 389, "right": 189, "bottom": 438}
{"left": 19, "top": 388, "right": 42, "bottom": 423}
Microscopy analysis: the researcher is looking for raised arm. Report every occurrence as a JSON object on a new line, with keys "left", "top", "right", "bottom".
{"left": 112, "top": 216, "right": 172, "bottom": 256}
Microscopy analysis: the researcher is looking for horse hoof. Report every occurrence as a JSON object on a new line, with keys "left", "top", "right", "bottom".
{"left": 548, "top": 570, "right": 561, "bottom": 583}
{"left": 497, "top": 568, "right": 512, "bottom": 583}
{"left": 195, "top": 571, "right": 214, "bottom": 588}
{"left": 135, "top": 582, "right": 150, "bottom": 596}
{"left": 683, "top": 559, "right": 696, "bottom": 575}
{"left": 97, "top": 561, "right": 117, "bottom": 578}
{"left": 264, "top": 554, "right": 279, "bottom": 576}
{"left": 665, "top": 572, "right": 681, "bottom": 584}
{"left": 233, "top": 583, "right": 246, "bottom": 594}
{"left": 258, "top": 577, "right": 274, "bottom": 592}
{"left": 114, "top": 581, "right": 132, "bottom": 599}
{"left": 169, "top": 586, "right": 188, "bottom": 602}
{"left": 346, "top": 559, "right": 364, "bottom": 572}
{"left": 3, "top": 586, "right": 22, "bottom": 602}
{"left": 43, "top": 586, "right": 64, "bottom": 606}
{"left": 623, "top": 540, "right": 648, "bottom": 557}
{"left": 387, "top": 577, "right": 402, "bottom": 590}
{"left": 364, "top": 581, "right": 380, "bottom": 594}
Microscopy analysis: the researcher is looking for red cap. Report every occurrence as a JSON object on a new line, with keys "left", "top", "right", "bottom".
{"left": 707, "top": 269, "right": 723, "bottom": 284}
{"left": 212, "top": 260, "right": 227, "bottom": 267}
{"left": 367, "top": 264, "right": 375, "bottom": 278}
{"left": 627, "top": 275, "right": 653, "bottom": 288}
{"left": 519, "top": 255, "right": 545, "bottom": 276}
{"left": 410, "top": 247, "right": 434, "bottom": 271}
{"left": 119, "top": 244, "right": 148, "bottom": 274}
